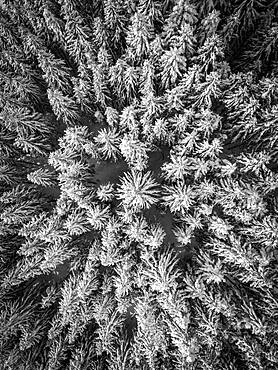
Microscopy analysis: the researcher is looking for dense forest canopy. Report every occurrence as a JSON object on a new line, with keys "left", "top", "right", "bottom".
{"left": 1, "top": 0, "right": 278, "bottom": 369}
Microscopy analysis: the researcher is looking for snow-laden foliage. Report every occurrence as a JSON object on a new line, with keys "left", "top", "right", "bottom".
{"left": 1, "top": 0, "right": 278, "bottom": 369}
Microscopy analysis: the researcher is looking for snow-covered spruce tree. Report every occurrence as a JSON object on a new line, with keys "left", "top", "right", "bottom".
{"left": 1, "top": 0, "right": 278, "bottom": 369}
